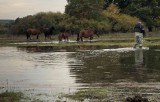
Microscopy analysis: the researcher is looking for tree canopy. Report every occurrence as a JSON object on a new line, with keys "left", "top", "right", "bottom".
{"left": 8, "top": 0, "right": 160, "bottom": 35}
{"left": 65, "top": 0, "right": 104, "bottom": 20}
{"left": 104, "top": 0, "right": 160, "bottom": 31}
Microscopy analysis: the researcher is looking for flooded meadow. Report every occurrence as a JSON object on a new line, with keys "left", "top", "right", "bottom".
{"left": 0, "top": 45, "right": 160, "bottom": 101}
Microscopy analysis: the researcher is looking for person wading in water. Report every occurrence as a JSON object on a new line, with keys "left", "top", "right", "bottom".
{"left": 133, "top": 22, "right": 145, "bottom": 48}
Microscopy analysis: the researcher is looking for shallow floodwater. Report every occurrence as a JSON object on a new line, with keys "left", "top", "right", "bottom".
{"left": 0, "top": 46, "right": 160, "bottom": 101}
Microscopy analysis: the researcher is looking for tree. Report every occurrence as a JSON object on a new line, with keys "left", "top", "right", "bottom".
{"left": 103, "top": 4, "right": 139, "bottom": 33}
{"left": 104, "top": 0, "right": 160, "bottom": 31}
{"left": 104, "top": 0, "right": 132, "bottom": 11}
{"left": 11, "top": 12, "right": 64, "bottom": 35}
{"left": 65, "top": 0, "right": 104, "bottom": 20}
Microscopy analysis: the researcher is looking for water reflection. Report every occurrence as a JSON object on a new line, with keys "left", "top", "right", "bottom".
{"left": 0, "top": 47, "right": 82, "bottom": 98}
{"left": 1, "top": 46, "right": 160, "bottom": 100}
{"left": 18, "top": 45, "right": 107, "bottom": 52}
{"left": 69, "top": 47, "right": 160, "bottom": 85}
{"left": 135, "top": 48, "right": 144, "bottom": 67}
{"left": 69, "top": 50, "right": 135, "bottom": 84}
{"left": 5, "top": 46, "right": 160, "bottom": 85}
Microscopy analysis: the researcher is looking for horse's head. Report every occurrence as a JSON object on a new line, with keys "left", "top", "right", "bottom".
{"left": 89, "top": 29, "right": 99, "bottom": 37}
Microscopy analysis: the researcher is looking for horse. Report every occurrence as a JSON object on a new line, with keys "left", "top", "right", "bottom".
{"left": 43, "top": 26, "right": 55, "bottom": 40}
{"left": 77, "top": 29, "right": 99, "bottom": 42}
{"left": 26, "top": 28, "right": 42, "bottom": 40}
{"left": 58, "top": 30, "right": 71, "bottom": 42}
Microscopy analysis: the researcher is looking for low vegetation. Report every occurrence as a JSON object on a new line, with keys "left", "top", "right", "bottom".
{"left": 0, "top": 91, "right": 24, "bottom": 102}
{"left": 0, "top": 33, "right": 160, "bottom": 101}
{"left": 64, "top": 88, "right": 151, "bottom": 102}
{"left": 0, "top": 32, "right": 160, "bottom": 48}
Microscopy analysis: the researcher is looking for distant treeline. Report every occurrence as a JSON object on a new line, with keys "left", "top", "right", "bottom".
{"left": 10, "top": 4, "right": 138, "bottom": 35}
{"left": 1, "top": 0, "right": 160, "bottom": 35}
{"left": 0, "top": 20, "right": 14, "bottom": 34}
{"left": 11, "top": 12, "right": 138, "bottom": 35}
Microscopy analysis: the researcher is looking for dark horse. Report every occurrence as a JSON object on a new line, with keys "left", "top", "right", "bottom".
{"left": 43, "top": 26, "right": 55, "bottom": 40}
{"left": 77, "top": 29, "right": 99, "bottom": 42}
{"left": 26, "top": 28, "right": 42, "bottom": 40}
{"left": 58, "top": 30, "right": 71, "bottom": 42}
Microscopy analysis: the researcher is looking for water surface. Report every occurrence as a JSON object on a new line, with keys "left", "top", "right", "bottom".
{"left": 0, "top": 46, "right": 160, "bottom": 101}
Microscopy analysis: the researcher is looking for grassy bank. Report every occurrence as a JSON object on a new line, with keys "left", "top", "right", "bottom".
{"left": 1, "top": 32, "right": 160, "bottom": 102}
{"left": 0, "top": 32, "right": 160, "bottom": 48}
{"left": 0, "top": 91, "right": 24, "bottom": 102}
{"left": 64, "top": 88, "right": 150, "bottom": 102}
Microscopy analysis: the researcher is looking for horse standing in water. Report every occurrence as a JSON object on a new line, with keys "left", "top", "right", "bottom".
{"left": 43, "top": 26, "right": 55, "bottom": 40}
{"left": 58, "top": 30, "right": 71, "bottom": 42}
{"left": 77, "top": 29, "right": 99, "bottom": 42}
{"left": 26, "top": 28, "right": 42, "bottom": 40}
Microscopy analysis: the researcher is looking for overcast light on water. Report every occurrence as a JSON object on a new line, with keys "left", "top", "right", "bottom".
{"left": 0, "top": 46, "right": 160, "bottom": 101}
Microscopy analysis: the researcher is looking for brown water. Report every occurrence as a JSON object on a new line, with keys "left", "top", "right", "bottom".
{"left": 0, "top": 46, "right": 160, "bottom": 101}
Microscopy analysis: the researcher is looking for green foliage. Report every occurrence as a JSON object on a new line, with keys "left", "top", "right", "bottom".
{"left": 102, "top": 4, "right": 139, "bottom": 32}
{"left": 58, "top": 16, "right": 112, "bottom": 34}
{"left": 0, "top": 25, "right": 8, "bottom": 34}
{"left": 65, "top": 0, "right": 104, "bottom": 20}
{"left": 0, "top": 20, "right": 13, "bottom": 34}
{"left": 65, "top": 88, "right": 109, "bottom": 100}
{"left": 104, "top": 0, "right": 160, "bottom": 30}
{"left": 0, "top": 91, "right": 24, "bottom": 102}
{"left": 11, "top": 1, "right": 141, "bottom": 35}
{"left": 11, "top": 11, "right": 112, "bottom": 35}
{"left": 11, "top": 12, "right": 64, "bottom": 35}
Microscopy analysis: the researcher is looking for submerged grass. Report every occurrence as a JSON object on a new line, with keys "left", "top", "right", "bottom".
{"left": 0, "top": 91, "right": 49, "bottom": 102}
{"left": 65, "top": 88, "right": 110, "bottom": 101}
{"left": 64, "top": 87, "right": 158, "bottom": 102}
{"left": 0, "top": 91, "right": 24, "bottom": 102}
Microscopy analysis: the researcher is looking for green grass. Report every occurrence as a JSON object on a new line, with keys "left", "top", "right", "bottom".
{"left": 64, "top": 87, "right": 156, "bottom": 102}
{"left": 0, "top": 91, "right": 49, "bottom": 102}
{"left": 0, "top": 32, "right": 160, "bottom": 48}
{"left": 0, "top": 91, "right": 24, "bottom": 102}
{"left": 65, "top": 88, "right": 110, "bottom": 101}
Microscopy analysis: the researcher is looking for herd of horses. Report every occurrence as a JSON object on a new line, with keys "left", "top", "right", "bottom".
{"left": 26, "top": 27, "right": 99, "bottom": 42}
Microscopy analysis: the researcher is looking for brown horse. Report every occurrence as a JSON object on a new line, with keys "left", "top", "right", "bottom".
{"left": 77, "top": 29, "right": 99, "bottom": 42}
{"left": 58, "top": 31, "right": 71, "bottom": 42}
{"left": 26, "top": 28, "right": 42, "bottom": 40}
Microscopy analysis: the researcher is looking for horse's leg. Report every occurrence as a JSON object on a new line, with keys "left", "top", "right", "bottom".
{"left": 46, "top": 35, "right": 48, "bottom": 40}
{"left": 45, "top": 34, "right": 47, "bottom": 40}
{"left": 76, "top": 37, "right": 79, "bottom": 42}
{"left": 29, "top": 35, "right": 31, "bottom": 40}
{"left": 76, "top": 33, "right": 80, "bottom": 41}
{"left": 37, "top": 34, "right": 39, "bottom": 39}
{"left": 66, "top": 37, "right": 68, "bottom": 41}
{"left": 44, "top": 35, "right": 46, "bottom": 40}
{"left": 90, "top": 36, "right": 93, "bottom": 40}
{"left": 50, "top": 35, "right": 52, "bottom": 40}
{"left": 29, "top": 34, "right": 31, "bottom": 40}
{"left": 80, "top": 37, "right": 83, "bottom": 42}
{"left": 67, "top": 37, "right": 69, "bottom": 42}
{"left": 26, "top": 33, "right": 31, "bottom": 40}
{"left": 26, "top": 34, "right": 29, "bottom": 40}
{"left": 58, "top": 35, "right": 61, "bottom": 42}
